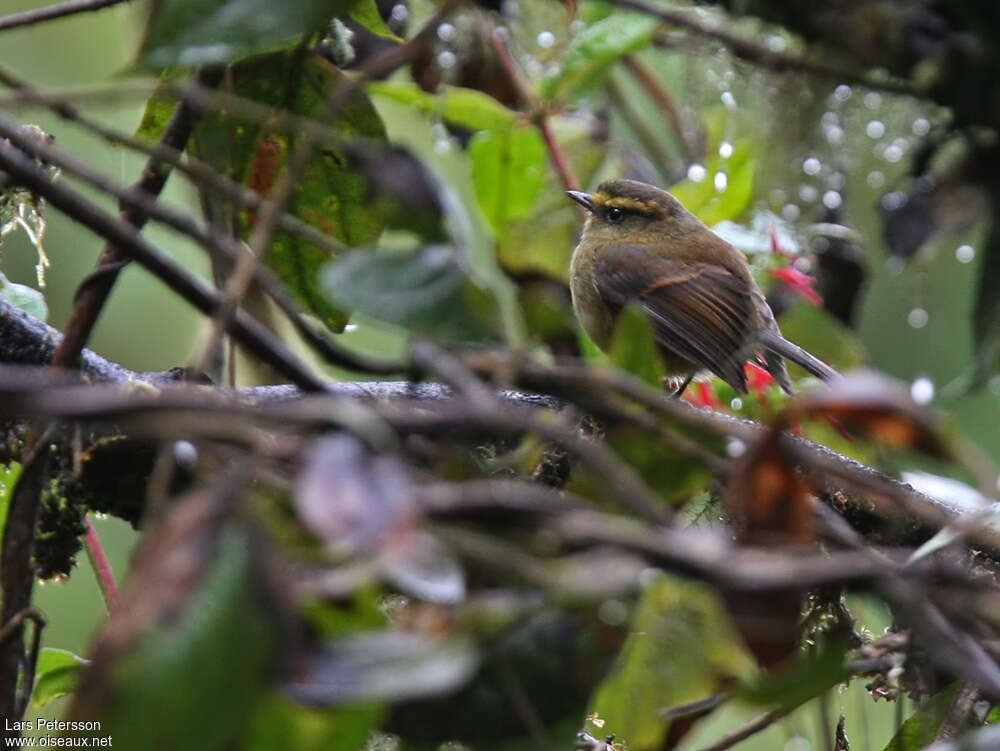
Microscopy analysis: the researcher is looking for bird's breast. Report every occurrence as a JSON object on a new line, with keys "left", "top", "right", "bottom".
{"left": 569, "top": 245, "right": 616, "bottom": 350}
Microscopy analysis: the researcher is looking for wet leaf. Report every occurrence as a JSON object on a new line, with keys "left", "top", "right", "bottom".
{"left": 788, "top": 371, "right": 946, "bottom": 455}
{"left": 587, "top": 572, "right": 755, "bottom": 750}
{"left": 321, "top": 245, "right": 502, "bottom": 342}
{"left": 542, "top": 13, "right": 659, "bottom": 100}
{"left": 378, "top": 530, "right": 466, "bottom": 605}
{"left": 0, "top": 272, "right": 46, "bottom": 321}
{"left": 138, "top": 0, "right": 378, "bottom": 69}
{"left": 295, "top": 434, "right": 416, "bottom": 557}
{"left": 31, "top": 648, "right": 88, "bottom": 710}
{"left": 284, "top": 631, "right": 478, "bottom": 705}
{"left": 191, "top": 50, "right": 388, "bottom": 330}
{"left": 727, "top": 429, "right": 815, "bottom": 546}
{"left": 470, "top": 125, "right": 547, "bottom": 235}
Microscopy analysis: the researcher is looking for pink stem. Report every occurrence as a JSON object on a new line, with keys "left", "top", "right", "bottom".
{"left": 83, "top": 516, "right": 119, "bottom": 612}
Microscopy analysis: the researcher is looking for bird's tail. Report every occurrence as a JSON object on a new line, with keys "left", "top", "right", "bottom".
{"left": 759, "top": 330, "right": 840, "bottom": 384}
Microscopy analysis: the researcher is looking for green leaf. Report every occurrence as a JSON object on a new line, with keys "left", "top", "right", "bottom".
{"left": 69, "top": 525, "right": 277, "bottom": 751}
{"left": 0, "top": 272, "right": 47, "bottom": 321}
{"left": 470, "top": 125, "right": 547, "bottom": 235}
{"left": 542, "top": 13, "right": 659, "bottom": 100}
{"left": 348, "top": 0, "right": 400, "bottom": 41}
{"left": 246, "top": 692, "right": 383, "bottom": 751}
{"left": 671, "top": 139, "right": 756, "bottom": 226}
{"left": 738, "top": 639, "right": 848, "bottom": 709}
{"left": 32, "top": 648, "right": 88, "bottom": 710}
{"left": 881, "top": 684, "right": 958, "bottom": 751}
{"left": 587, "top": 572, "right": 755, "bottom": 750}
{"left": 138, "top": 0, "right": 373, "bottom": 70}
{"left": 321, "top": 245, "right": 501, "bottom": 343}
{"left": 367, "top": 81, "right": 520, "bottom": 133}
{"left": 191, "top": 50, "right": 388, "bottom": 330}
{"left": 608, "top": 304, "right": 667, "bottom": 388}
{"left": 0, "top": 462, "right": 21, "bottom": 539}
{"left": 497, "top": 115, "right": 610, "bottom": 281}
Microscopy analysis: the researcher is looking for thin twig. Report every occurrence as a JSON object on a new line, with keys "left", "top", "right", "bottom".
{"left": 623, "top": 55, "right": 692, "bottom": 161}
{"left": 606, "top": 76, "right": 681, "bottom": 180}
{"left": 613, "top": 0, "right": 919, "bottom": 97}
{"left": 698, "top": 706, "right": 792, "bottom": 751}
{"left": 50, "top": 66, "right": 224, "bottom": 371}
{"left": 0, "top": 0, "right": 128, "bottom": 33}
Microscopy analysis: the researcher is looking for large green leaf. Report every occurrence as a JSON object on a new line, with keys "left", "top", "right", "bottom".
{"left": 321, "top": 245, "right": 501, "bottom": 343}
{"left": 498, "top": 115, "right": 611, "bottom": 281}
{"left": 137, "top": 0, "right": 390, "bottom": 70}
{"left": 587, "top": 573, "right": 755, "bottom": 750}
{"left": 470, "top": 125, "right": 547, "bottom": 235}
{"left": 191, "top": 50, "right": 388, "bottom": 330}
{"left": 542, "top": 13, "right": 659, "bottom": 100}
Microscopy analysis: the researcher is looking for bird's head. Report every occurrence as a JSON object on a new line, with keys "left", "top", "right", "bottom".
{"left": 568, "top": 178, "right": 703, "bottom": 247}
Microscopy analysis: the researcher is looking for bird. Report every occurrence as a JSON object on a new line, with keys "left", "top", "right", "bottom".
{"left": 567, "top": 178, "right": 838, "bottom": 395}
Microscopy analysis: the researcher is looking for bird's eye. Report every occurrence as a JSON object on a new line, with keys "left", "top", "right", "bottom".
{"left": 606, "top": 207, "right": 625, "bottom": 223}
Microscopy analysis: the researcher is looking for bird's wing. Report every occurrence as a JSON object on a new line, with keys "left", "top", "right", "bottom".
{"left": 593, "top": 243, "right": 754, "bottom": 391}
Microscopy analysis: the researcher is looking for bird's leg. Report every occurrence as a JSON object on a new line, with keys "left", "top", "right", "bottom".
{"left": 672, "top": 372, "right": 696, "bottom": 398}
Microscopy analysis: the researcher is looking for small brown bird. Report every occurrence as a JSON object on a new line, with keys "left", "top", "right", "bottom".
{"left": 568, "top": 179, "right": 838, "bottom": 394}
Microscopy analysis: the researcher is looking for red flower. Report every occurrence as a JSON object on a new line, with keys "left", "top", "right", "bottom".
{"left": 769, "top": 266, "right": 823, "bottom": 306}
{"left": 684, "top": 381, "right": 721, "bottom": 409}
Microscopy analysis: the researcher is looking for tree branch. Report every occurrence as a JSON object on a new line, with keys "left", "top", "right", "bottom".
{"left": 0, "top": 0, "right": 129, "bottom": 33}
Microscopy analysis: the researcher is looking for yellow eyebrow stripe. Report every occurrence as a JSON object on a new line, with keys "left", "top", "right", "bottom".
{"left": 592, "top": 193, "right": 667, "bottom": 218}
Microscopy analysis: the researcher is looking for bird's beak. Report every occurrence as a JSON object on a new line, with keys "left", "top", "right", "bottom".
{"left": 566, "top": 190, "right": 595, "bottom": 213}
